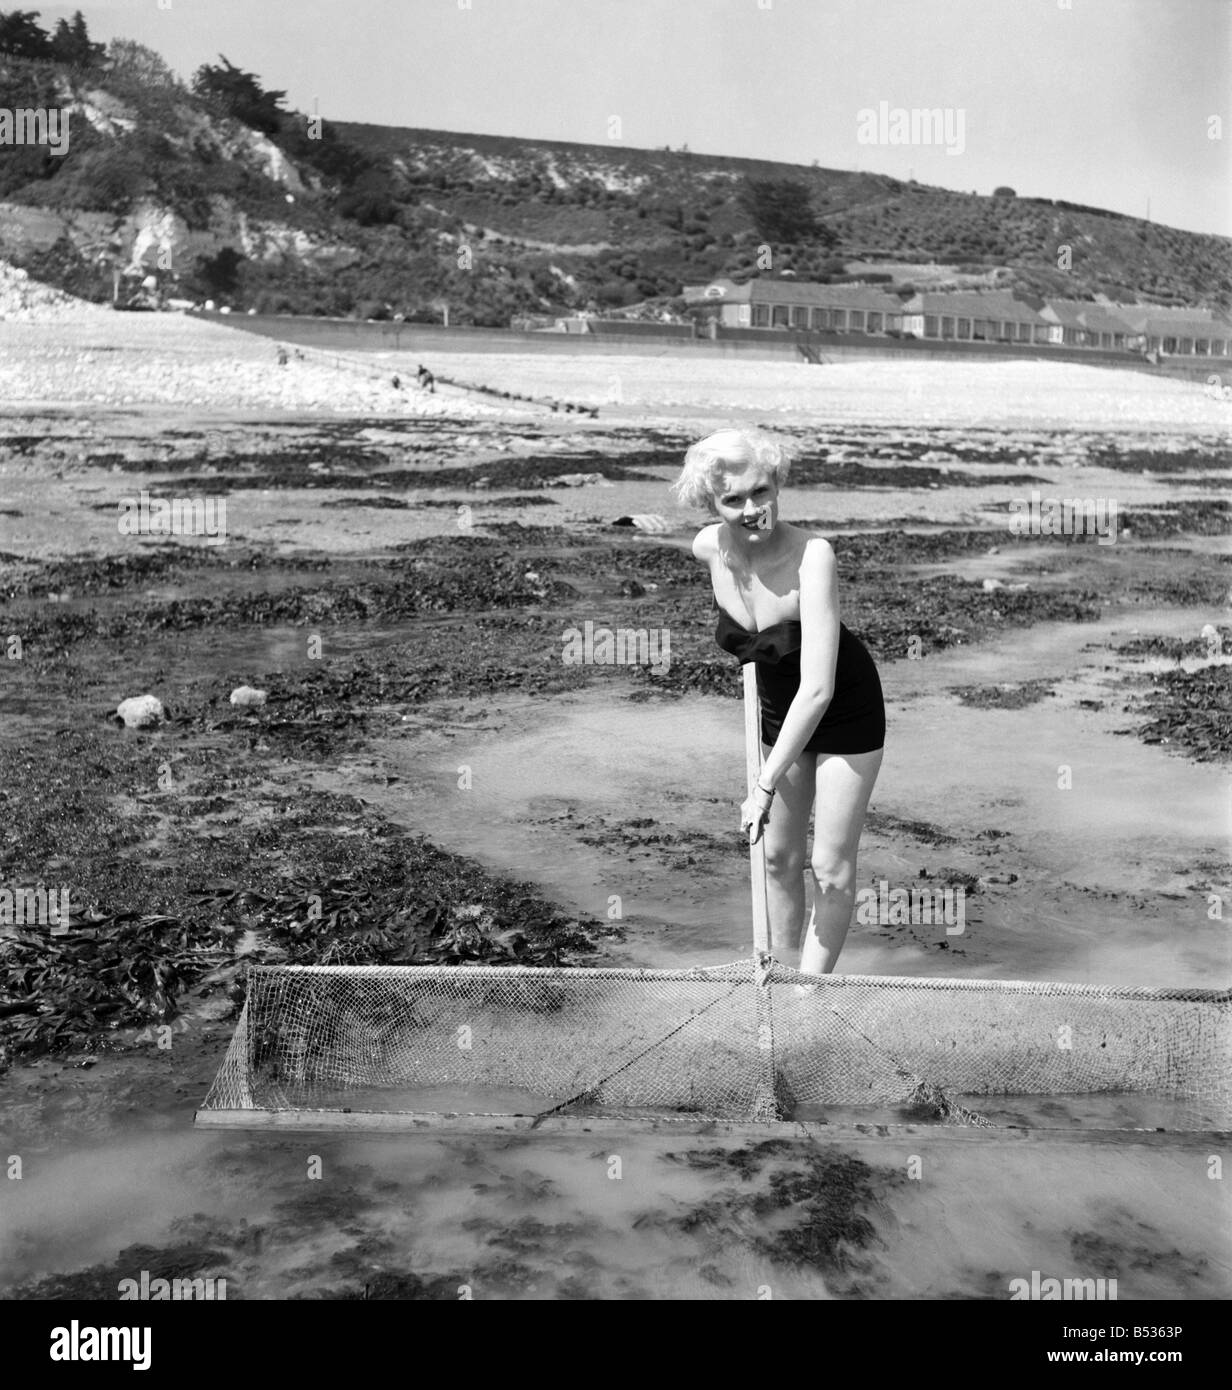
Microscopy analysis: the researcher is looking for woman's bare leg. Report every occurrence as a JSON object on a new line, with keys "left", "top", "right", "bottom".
{"left": 799, "top": 748, "right": 883, "bottom": 975}
{"left": 758, "top": 747, "right": 815, "bottom": 959}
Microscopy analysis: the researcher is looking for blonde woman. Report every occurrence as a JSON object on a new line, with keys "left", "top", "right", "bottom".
{"left": 673, "top": 429, "right": 885, "bottom": 974}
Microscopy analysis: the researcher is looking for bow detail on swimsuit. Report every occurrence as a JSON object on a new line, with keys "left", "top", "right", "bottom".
{"left": 714, "top": 609, "right": 804, "bottom": 665}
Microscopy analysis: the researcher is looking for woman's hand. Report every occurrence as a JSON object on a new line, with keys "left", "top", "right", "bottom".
{"left": 741, "top": 783, "right": 775, "bottom": 846}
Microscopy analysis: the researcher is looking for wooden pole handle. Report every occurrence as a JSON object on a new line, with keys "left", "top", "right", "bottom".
{"left": 743, "top": 662, "right": 771, "bottom": 957}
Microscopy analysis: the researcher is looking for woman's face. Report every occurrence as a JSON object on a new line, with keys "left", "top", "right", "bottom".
{"left": 712, "top": 462, "right": 779, "bottom": 541}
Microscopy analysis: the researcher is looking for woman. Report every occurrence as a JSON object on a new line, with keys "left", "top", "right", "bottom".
{"left": 672, "top": 428, "right": 885, "bottom": 975}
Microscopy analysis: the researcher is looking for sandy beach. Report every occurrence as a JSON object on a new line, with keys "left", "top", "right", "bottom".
{"left": 1, "top": 306, "right": 1229, "bottom": 1301}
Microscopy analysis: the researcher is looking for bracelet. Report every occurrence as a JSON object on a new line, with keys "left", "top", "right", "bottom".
{"left": 755, "top": 782, "right": 775, "bottom": 799}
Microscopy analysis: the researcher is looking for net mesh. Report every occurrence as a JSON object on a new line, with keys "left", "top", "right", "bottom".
{"left": 197, "top": 959, "right": 1232, "bottom": 1131}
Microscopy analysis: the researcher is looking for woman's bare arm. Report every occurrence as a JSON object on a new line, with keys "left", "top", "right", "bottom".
{"left": 756, "top": 538, "right": 840, "bottom": 789}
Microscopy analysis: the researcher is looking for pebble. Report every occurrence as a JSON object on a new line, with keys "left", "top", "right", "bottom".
{"left": 229, "top": 686, "right": 268, "bottom": 708}
{"left": 115, "top": 695, "right": 165, "bottom": 729}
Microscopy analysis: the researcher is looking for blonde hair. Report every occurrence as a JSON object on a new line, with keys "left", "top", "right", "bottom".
{"left": 670, "top": 428, "right": 793, "bottom": 511}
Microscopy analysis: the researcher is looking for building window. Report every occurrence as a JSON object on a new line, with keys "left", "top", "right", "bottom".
{"left": 924, "top": 315, "right": 939, "bottom": 338}
{"left": 867, "top": 312, "right": 883, "bottom": 333}
{"left": 940, "top": 316, "right": 954, "bottom": 340}
{"left": 831, "top": 309, "right": 847, "bottom": 330}
{"left": 999, "top": 321, "right": 1011, "bottom": 339}
{"left": 1017, "top": 322, "right": 1031, "bottom": 341}
{"left": 848, "top": 310, "right": 864, "bottom": 331}
{"left": 1195, "top": 339, "right": 1210, "bottom": 355}
{"left": 772, "top": 304, "right": 789, "bottom": 327}
{"left": 1178, "top": 337, "right": 1193, "bottom": 354}
{"left": 791, "top": 306, "right": 808, "bottom": 328}
{"left": 811, "top": 308, "right": 826, "bottom": 329}
{"left": 956, "top": 318, "right": 971, "bottom": 339}
{"left": 752, "top": 304, "right": 769, "bottom": 327}
{"left": 1162, "top": 337, "right": 1177, "bottom": 353}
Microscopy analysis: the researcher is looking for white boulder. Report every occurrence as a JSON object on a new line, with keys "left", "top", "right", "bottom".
{"left": 229, "top": 686, "right": 268, "bottom": 708}
{"left": 115, "top": 695, "right": 165, "bottom": 728}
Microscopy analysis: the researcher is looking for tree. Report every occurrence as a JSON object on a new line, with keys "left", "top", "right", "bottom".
{"left": 106, "top": 38, "right": 181, "bottom": 88}
{"left": 739, "top": 178, "right": 836, "bottom": 248}
{"left": 338, "top": 168, "right": 398, "bottom": 225}
{"left": 993, "top": 186, "right": 1017, "bottom": 198}
{"left": 190, "top": 246, "right": 245, "bottom": 300}
{"left": 0, "top": 9, "right": 52, "bottom": 59}
{"left": 192, "top": 56, "right": 286, "bottom": 136}
{"left": 49, "top": 10, "right": 103, "bottom": 68}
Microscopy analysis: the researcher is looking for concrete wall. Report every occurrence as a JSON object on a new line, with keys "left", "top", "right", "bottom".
{"left": 197, "top": 312, "right": 1230, "bottom": 373}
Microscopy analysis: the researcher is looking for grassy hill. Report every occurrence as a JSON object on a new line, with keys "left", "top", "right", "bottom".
{"left": 2, "top": 25, "right": 1229, "bottom": 324}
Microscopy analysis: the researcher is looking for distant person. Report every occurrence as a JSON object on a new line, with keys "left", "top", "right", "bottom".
{"left": 673, "top": 429, "right": 885, "bottom": 976}
{"left": 416, "top": 363, "right": 435, "bottom": 393}
{"left": 277, "top": 348, "right": 288, "bottom": 366}
{"left": 391, "top": 374, "right": 401, "bottom": 390}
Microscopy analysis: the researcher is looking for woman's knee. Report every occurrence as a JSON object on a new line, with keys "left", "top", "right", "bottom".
{"left": 763, "top": 839, "right": 807, "bottom": 881}
{"left": 810, "top": 843, "right": 856, "bottom": 894}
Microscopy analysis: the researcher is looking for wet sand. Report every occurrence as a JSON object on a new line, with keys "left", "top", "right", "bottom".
{"left": 1, "top": 340, "right": 1229, "bottom": 1300}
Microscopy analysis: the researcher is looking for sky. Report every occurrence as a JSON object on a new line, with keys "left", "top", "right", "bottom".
{"left": 42, "top": 0, "right": 1232, "bottom": 237}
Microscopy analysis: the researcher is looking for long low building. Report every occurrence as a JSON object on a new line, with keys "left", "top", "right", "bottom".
{"left": 683, "top": 278, "right": 905, "bottom": 334}
{"left": 899, "top": 290, "right": 1050, "bottom": 344}
{"left": 681, "top": 278, "right": 1231, "bottom": 356}
{"left": 1111, "top": 305, "right": 1231, "bottom": 358}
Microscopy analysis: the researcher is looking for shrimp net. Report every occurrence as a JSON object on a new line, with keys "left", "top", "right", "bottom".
{"left": 197, "top": 958, "right": 1231, "bottom": 1132}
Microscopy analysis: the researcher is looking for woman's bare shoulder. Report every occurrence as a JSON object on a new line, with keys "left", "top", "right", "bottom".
{"left": 784, "top": 525, "right": 834, "bottom": 570}
{"left": 801, "top": 533, "right": 835, "bottom": 565}
{"left": 691, "top": 523, "right": 721, "bottom": 561}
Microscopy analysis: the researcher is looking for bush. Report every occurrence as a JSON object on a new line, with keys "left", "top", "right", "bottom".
{"left": 186, "top": 246, "right": 245, "bottom": 300}
{"left": 597, "top": 279, "right": 637, "bottom": 307}
{"left": 71, "top": 143, "right": 152, "bottom": 210}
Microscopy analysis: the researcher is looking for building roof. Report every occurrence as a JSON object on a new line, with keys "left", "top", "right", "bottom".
{"left": 1110, "top": 304, "right": 1230, "bottom": 336}
{"left": 1117, "top": 304, "right": 1223, "bottom": 325}
{"left": 1039, "top": 300, "right": 1096, "bottom": 328}
{"left": 1040, "top": 300, "right": 1133, "bottom": 334}
{"left": 901, "top": 291, "right": 1045, "bottom": 323}
{"left": 682, "top": 278, "right": 903, "bottom": 311}
{"left": 1076, "top": 305, "right": 1135, "bottom": 335}
{"left": 1136, "top": 316, "right": 1232, "bottom": 340}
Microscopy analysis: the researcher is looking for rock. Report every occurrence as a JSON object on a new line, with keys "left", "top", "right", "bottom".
{"left": 982, "top": 578, "right": 1004, "bottom": 592}
{"left": 115, "top": 695, "right": 165, "bottom": 729}
{"left": 229, "top": 685, "right": 268, "bottom": 708}
{"left": 554, "top": 472, "right": 606, "bottom": 487}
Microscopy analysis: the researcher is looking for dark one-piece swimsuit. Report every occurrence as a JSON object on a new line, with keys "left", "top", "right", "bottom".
{"left": 715, "top": 606, "right": 886, "bottom": 755}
